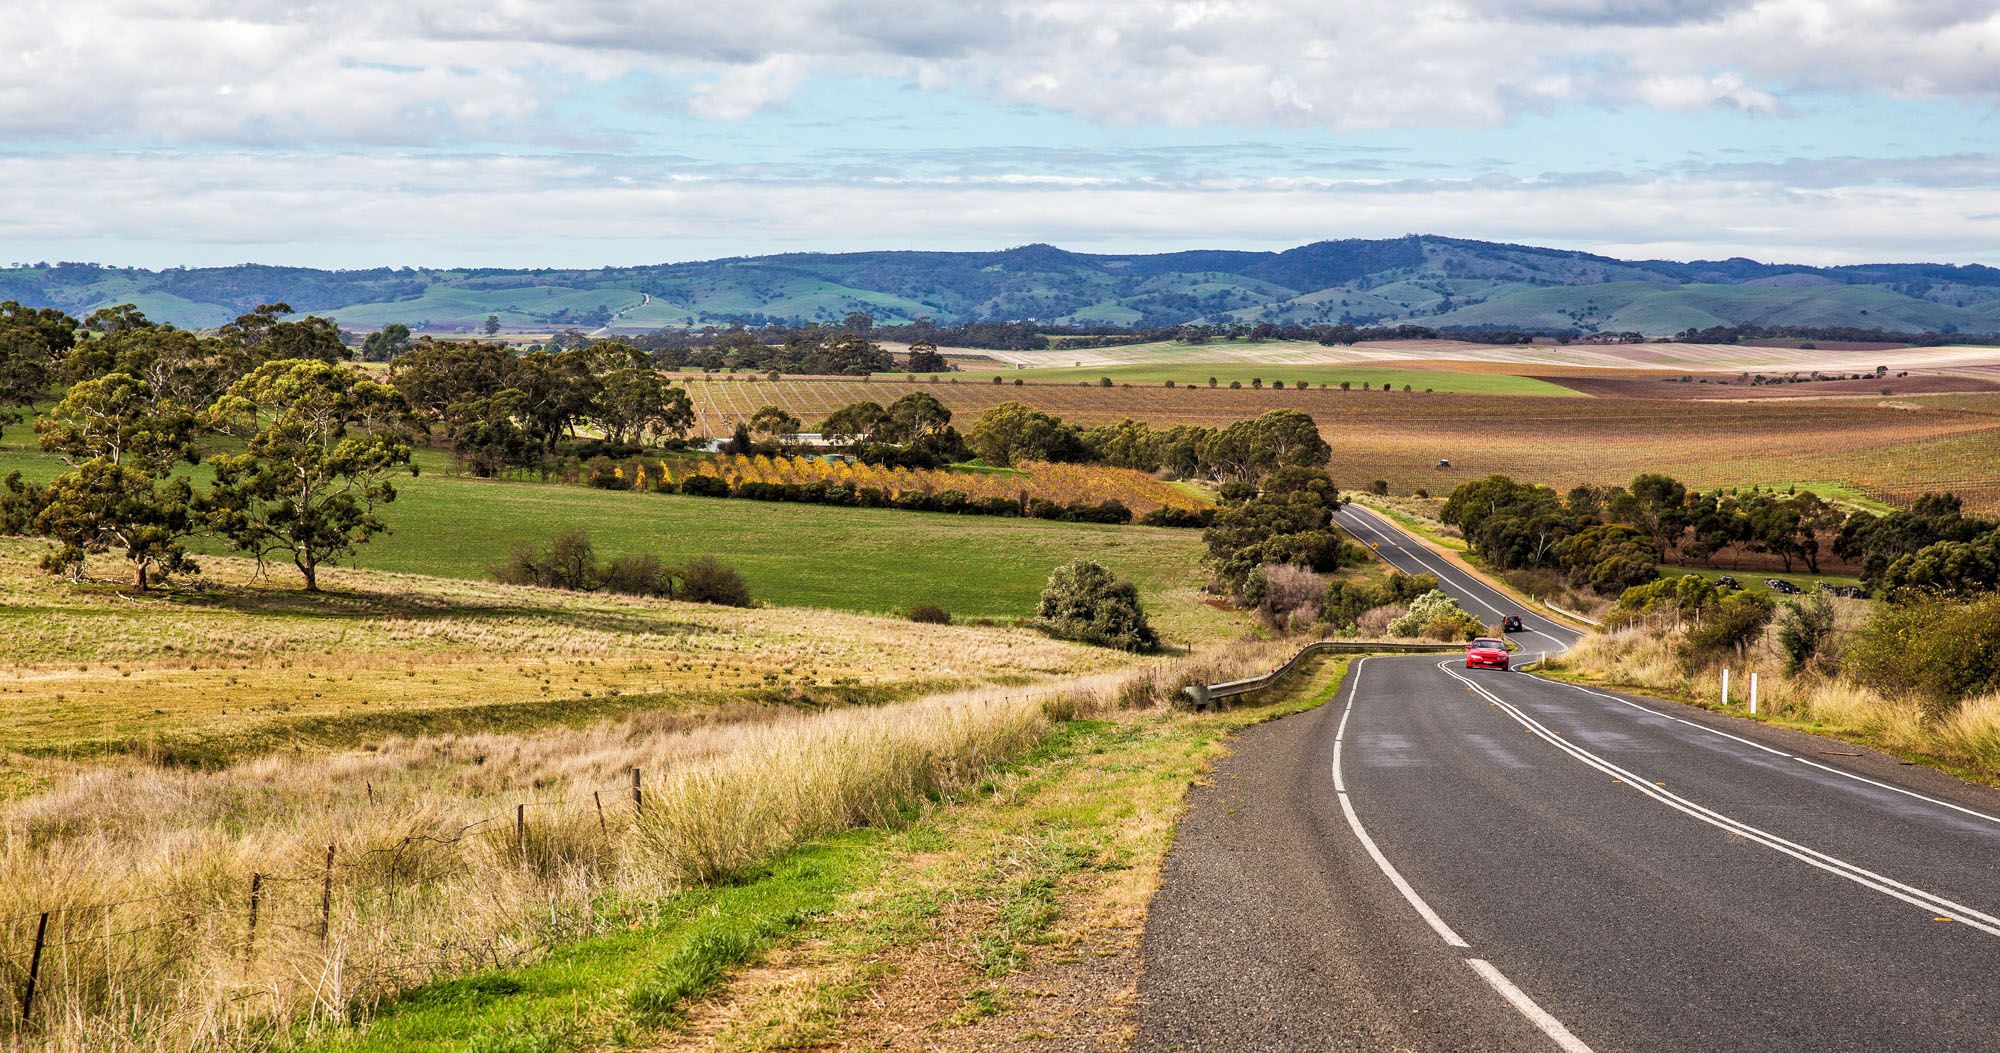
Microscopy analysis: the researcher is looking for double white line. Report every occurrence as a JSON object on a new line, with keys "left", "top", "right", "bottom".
{"left": 1439, "top": 660, "right": 2000, "bottom": 937}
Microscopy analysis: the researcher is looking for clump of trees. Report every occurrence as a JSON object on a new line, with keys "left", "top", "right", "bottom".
{"left": 633, "top": 316, "right": 901, "bottom": 375}
{"left": 491, "top": 528, "right": 751, "bottom": 606}
{"left": 0, "top": 301, "right": 419, "bottom": 591}
{"left": 1202, "top": 466, "right": 1350, "bottom": 600}
{"left": 1441, "top": 473, "right": 1860, "bottom": 595}
{"left": 816, "top": 391, "right": 969, "bottom": 467}
{"left": 389, "top": 338, "right": 696, "bottom": 476}
{"left": 1034, "top": 560, "right": 1157, "bottom": 652}
{"left": 1841, "top": 493, "right": 2000, "bottom": 596}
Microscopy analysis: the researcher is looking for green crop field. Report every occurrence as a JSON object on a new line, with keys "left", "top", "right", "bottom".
{"left": 0, "top": 442, "right": 1237, "bottom": 642}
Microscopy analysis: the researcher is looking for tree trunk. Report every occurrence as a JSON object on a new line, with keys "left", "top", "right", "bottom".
{"left": 300, "top": 557, "right": 319, "bottom": 592}
{"left": 133, "top": 563, "right": 148, "bottom": 591}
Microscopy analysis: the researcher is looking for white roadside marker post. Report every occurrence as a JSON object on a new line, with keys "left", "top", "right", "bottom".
{"left": 1722, "top": 667, "right": 1731, "bottom": 706}
{"left": 1750, "top": 673, "right": 1759, "bottom": 716}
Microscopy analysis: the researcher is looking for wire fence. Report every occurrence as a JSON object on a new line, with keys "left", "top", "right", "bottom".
{"left": 0, "top": 765, "right": 658, "bottom": 1039}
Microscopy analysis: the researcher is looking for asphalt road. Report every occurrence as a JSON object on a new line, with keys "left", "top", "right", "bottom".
{"left": 1137, "top": 504, "right": 2000, "bottom": 1052}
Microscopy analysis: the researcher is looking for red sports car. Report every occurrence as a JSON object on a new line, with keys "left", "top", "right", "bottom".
{"left": 1466, "top": 638, "right": 1511, "bottom": 671}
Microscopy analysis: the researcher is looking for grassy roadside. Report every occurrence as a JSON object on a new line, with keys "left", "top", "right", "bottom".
{"left": 294, "top": 657, "right": 1350, "bottom": 1052}
{"left": 1537, "top": 637, "right": 2000, "bottom": 790}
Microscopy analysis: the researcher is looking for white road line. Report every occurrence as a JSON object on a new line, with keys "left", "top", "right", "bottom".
{"left": 1441, "top": 661, "right": 2000, "bottom": 937}
{"left": 1467, "top": 959, "right": 1596, "bottom": 1053}
{"left": 1331, "top": 658, "right": 1470, "bottom": 948}
{"left": 1544, "top": 684, "right": 2000, "bottom": 832}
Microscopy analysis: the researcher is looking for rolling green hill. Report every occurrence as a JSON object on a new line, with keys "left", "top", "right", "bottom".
{"left": 6, "top": 236, "right": 1998, "bottom": 336}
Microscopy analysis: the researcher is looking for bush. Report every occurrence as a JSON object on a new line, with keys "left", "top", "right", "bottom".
{"left": 1607, "top": 575, "right": 1720, "bottom": 628}
{"left": 1141, "top": 506, "right": 1215, "bottom": 528}
{"left": 1774, "top": 591, "right": 1839, "bottom": 674}
{"left": 1678, "top": 592, "right": 1774, "bottom": 667}
{"left": 908, "top": 603, "right": 952, "bottom": 625}
{"left": 1034, "top": 560, "right": 1158, "bottom": 652}
{"left": 1388, "top": 590, "right": 1480, "bottom": 640}
{"left": 584, "top": 457, "right": 632, "bottom": 490}
{"left": 1849, "top": 595, "right": 2000, "bottom": 712}
{"left": 1252, "top": 564, "right": 1326, "bottom": 631}
{"left": 679, "top": 556, "right": 752, "bottom": 607}
{"left": 489, "top": 528, "right": 599, "bottom": 591}
{"left": 601, "top": 553, "right": 675, "bottom": 597}
{"left": 680, "top": 474, "right": 729, "bottom": 498}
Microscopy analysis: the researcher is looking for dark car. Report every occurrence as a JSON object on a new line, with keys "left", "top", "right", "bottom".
{"left": 1502, "top": 614, "right": 1525, "bottom": 633}
{"left": 1466, "top": 638, "right": 1511, "bottom": 671}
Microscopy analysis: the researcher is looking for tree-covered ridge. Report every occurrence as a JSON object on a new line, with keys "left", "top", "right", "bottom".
{"left": 8, "top": 235, "right": 2000, "bottom": 335}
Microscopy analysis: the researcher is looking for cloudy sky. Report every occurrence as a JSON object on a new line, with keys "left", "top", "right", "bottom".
{"left": 6, "top": 0, "right": 1998, "bottom": 269}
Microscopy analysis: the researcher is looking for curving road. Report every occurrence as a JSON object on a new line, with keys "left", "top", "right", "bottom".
{"left": 1136, "top": 504, "right": 2000, "bottom": 1052}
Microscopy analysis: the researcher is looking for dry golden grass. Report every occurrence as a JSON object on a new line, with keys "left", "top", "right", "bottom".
{"left": 0, "top": 637, "right": 1290, "bottom": 1052}
{"left": 0, "top": 540, "right": 1126, "bottom": 770}
{"left": 1548, "top": 623, "right": 1995, "bottom": 783}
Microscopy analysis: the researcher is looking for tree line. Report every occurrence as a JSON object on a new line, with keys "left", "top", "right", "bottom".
{"left": 1441, "top": 472, "right": 2000, "bottom": 600}
{"left": 0, "top": 301, "right": 711, "bottom": 591}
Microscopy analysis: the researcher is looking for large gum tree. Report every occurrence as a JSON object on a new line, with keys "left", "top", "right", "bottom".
{"left": 201, "top": 359, "right": 416, "bottom": 591}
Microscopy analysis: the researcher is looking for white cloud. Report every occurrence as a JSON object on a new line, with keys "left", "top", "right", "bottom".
{"left": 4, "top": 150, "right": 1996, "bottom": 268}
{"left": 686, "top": 55, "right": 810, "bottom": 120}
{"left": 3, "top": 1, "right": 1997, "bottom": 143}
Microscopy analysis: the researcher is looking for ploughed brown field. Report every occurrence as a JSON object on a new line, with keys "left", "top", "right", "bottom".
{"left": 684, "top": 377, "right": 2000, "bottom": 512}
{"left": 1543, "top": 374, "right": 2000, "bottom": 399}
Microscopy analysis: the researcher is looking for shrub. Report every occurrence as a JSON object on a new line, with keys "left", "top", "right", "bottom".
{"left": 1067, "top": 499, "right": 1133, "bottom": 525}
{"left": 1607, "top": 575, "right": 1719, "bottom": 628}
{"left": 1141, "top": 506, "right": 1215, "bottom": 528}
{"left": 1034, "top": 559, "right": 1158, "bottom": 652}
{"left": 1252, "top": 563, "right": 1326, "bottom": 631}
{"left": 489, "top": 528, "right": 599, "bottom": 591}
{"left": 1370, "top": 479, "right": 1389, "bottom": 496}
{"left": 908, "top": 603, "right": 952, "bottom": 625}
{"left": 1849, "top": 595, "right": 2000, "bottom": 712}
{"left": 1356, "top": 603, "right": 1403, "bottom": 636}
{"left": 680, "top": 474, "right": 729, "bottom": 497}
{"left": 679, "top": 556, "right": 752, "bottom": 607}
{"left": 584, "top": 457, "right": 631, "bottom": 490}
{"left": 1679, "top": 592, "right": 1774, "bottom": 667}
{"left": 601, "top": 553, "right": 675, "bottom": 597}
{"left": 1774, "top": 591, "right": 1839, "bottom": 674}
{"left": 1388, "top": 590, "right": 1478, "bottom": 640}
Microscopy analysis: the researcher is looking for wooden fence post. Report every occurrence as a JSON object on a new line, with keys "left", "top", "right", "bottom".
{"left": 631, "top": 768, "right": 643, "bottom": 813}
{"left": 594, "top": 791, "right": 607, "bottom": 834}
{"left": 318, "top": 845, "right": 335, "bottom": 945}
{"left": 244, "top": 873, "right": 263, "bottom": 966}
{"left": 515, "top": 803, "right": 526, "bottom": 847}
{"left": 21, "top": 911, "right": 47, "bottom": 1025}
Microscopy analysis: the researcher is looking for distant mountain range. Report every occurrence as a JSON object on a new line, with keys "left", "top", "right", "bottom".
{"left": 7, "top": 236, "right": 2000, "bottom": 336}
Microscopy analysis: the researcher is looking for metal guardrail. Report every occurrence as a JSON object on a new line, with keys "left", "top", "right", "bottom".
{"left": 1538, "top": 599, "right": 1603, "bottom": 628}
{"left": 1183, "top": 640, "right": 1465, "bottom": 711}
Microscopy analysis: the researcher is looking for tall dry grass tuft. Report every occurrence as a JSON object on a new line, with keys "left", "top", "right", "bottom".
{"left": 1940, "top": 693, "right": 2000, "bottom": 773}
{"left": 1550, "top": 613, "right": 1987, "bottom": 784}
{"left": 0, "top": 647, "right": 1242, "bottom": 1051}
